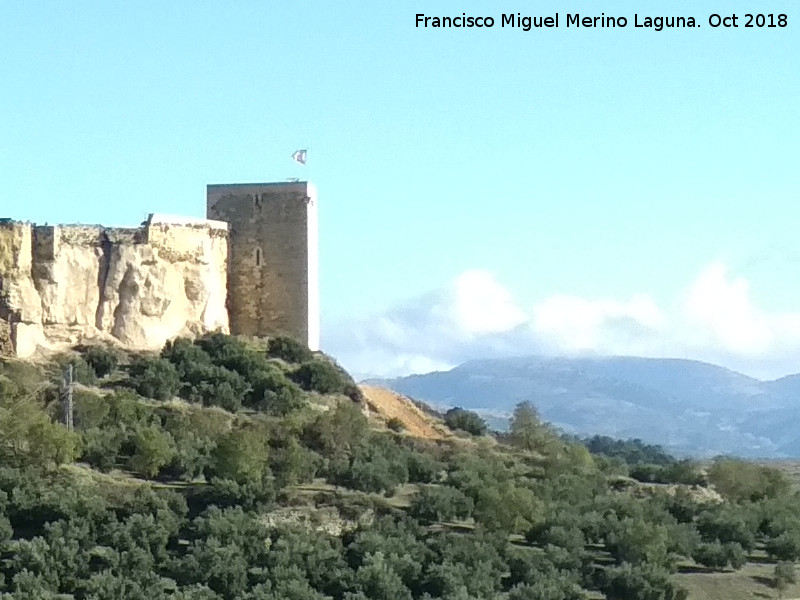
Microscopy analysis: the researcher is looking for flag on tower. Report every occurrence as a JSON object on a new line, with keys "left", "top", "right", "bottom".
{"left": 291, "top": 149, "right": 307, "bottom": 165}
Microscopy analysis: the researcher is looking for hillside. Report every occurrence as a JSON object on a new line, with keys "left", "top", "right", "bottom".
{"left": 370, "top": 356, "right": 800, "bottom": 458}
{"left": 4, "top": 336, "right": 800, "bottom": 599}
{"left": 359, "top": 384, "right": 451, "bottom": 440}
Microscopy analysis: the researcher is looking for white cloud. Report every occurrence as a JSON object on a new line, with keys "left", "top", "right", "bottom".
{"left": 450, "top": 270, "right": 528, "bottom": 336}
{"left": 674, "top": 262, "right": 800, "bottom": 375}
{"left": 323, "top": 263, "right": 800, "bottom": 381}
{"left": 533, "top": 293, "right": 664, "bottom": 353}
{"left": 684, "top": 261, "right": 773, "bottom": 354}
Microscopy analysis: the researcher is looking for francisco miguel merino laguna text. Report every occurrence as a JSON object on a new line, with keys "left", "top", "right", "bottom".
{"left": 415, "top": 13, "right": 700, "bottom": 31}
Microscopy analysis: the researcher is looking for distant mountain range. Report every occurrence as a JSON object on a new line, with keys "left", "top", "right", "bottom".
{"left": 366, "top": 356, "right": 800, "bottom": 458}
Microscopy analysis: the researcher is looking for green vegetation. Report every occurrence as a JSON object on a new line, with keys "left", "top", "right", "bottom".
{"left": 386, "top": 416, "right": 405, "bottom": 432}
{"left": 290, "top": 358, "right": 351, "bottom": 394}
{"left": 775, "top": 561, "right": 796, "bottom": 598}
{"left": 582, "top": 435, "right": 677, "bottom": 466}
{"left": 82, "top": 344, "right": 120, "bottom": 378}
{"left": 443, "top": 407, "right": 487, "bottom": 436}
{"left": 266, "top": 335, "right": 314, "bottom": 363}
{"left": 582, "top": 436, "right": 706, "bottom": 485}
{"left": 2, "top": 335, "right": 800, "bottom": 599}
{"left": 508, "top": 400, "right": 551, "bottom": 452}
{"left": 130, "top": 355, "right": 181, "bottom": 400}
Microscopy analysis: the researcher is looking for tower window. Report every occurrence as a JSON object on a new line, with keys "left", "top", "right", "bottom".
{"left": 255, "top": 248, "right": 262, "bottom": 266}
{"left": 253, "top": 194, "right": 261, "bottom": 208}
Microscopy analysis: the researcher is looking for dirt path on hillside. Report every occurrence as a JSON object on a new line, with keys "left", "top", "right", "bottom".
{"left": 359, "top": 385, "right": 450, "bottom": 441}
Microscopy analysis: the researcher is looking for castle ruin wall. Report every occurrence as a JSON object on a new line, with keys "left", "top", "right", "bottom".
{"left": 0, "top": 180, "right": 319, "bottom": 358}
{"left": 0, "top": 216, "right": 229, "bottom": 357}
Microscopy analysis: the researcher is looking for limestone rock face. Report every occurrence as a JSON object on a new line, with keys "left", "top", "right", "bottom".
{"left": 0, "top": 216, "right": 229, "bottom": 357}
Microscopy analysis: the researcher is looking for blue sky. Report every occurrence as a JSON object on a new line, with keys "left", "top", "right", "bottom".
{"left": 2, "top": 2, "right": 799, "bottom": 379}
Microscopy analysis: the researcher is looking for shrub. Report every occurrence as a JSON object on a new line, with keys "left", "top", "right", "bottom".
{"left": 195, "top": 332, "right": 252, "bottom": 366}
{"left": 248, "top": 366, "right": 303, "bottom": 415}
{"left": 159, "top": 410, "right": 231, "bottom": 481}
{"left": 83, "top": 345, "right": 120, "bottom": 378}
{"left": 129, "top": 356, "right": 181, "bottom": 401}
{"left": 183, "top": 409, "right": 233, "bottom": 440}
{"left": 409, "top": 485, "right": 474, "bottom": 524}
{"left": 328, "top": 435, "right": 409, "bottom": 494}
{"left": 18, "top": 412, "right": 83, "bottom": 468}
{"left": 629, "top": 463, "right": 662, "bottom": 483}
{"left": 268, "top": 437, "right": 320, "bottom": 488}
{"left": 0, "top": 386, "right": 83, "bottom": 468}
{"left": 526, "top": 523, "right": 586, "bottom": 556}
{"left": 190, "top": 334, "right": 276, "bottom": 382}
{"left": 708, "top": 457, "right": 791, "bottom": 502}
{"left": 290, "top": 360, "right": 348, "bottom": 394}
{"left": 55, "top": 354, "right": 97, "bottom": 386}
{"left": 343, "top": 382, "right": 365, "bottom": 403}
{"left": 661, "top": 459, "right": 706, "bottom": 485}
{"left": 603, "top": 517, "right": 672, "bottom": 568}
{"left": 775, "top": 561, "right": 797, "bottom": 592}
{"left": 692, "top": 541, "right": 730, "bottom": 570}
{"left": 508, "top": 401, "right": 555, "bottom": 452}
{"left": 81, "top": 427, "right": 124, "bottom": 471}
{"left": 161, "top": 431, "right": 216, "bottom": 482}
{"left": 208, "top": 426, "right": 270, "bottom": 485}
{"left": 304, "top": 400, "right": 370, "bottom": 456}
{"left": 128, "top": 426, "right": 176, "bottom": 479}
{"left": 583, "top": 435, "right": 675, "bottom": 466}
{"left": 266, "top": 336, "right": 314, "bottom": 364}
{"left": 0, "top": 374, "right": 19, "bottom": 399}
{"left": 696, "top": 507, "right": 757, "bottom": 551}
{"left": 221, "top": 351, "right": 271, "bottom": 382}
{"left": 766, "top": 530, "right": 800, "bottom": 561}
{"left": 0, "top": 360, "right": 45, "bottom": 395}
{"left": 664, "top": 487, "right": 702, "bottom": 524}
{"left": 444, "top": 408, "right": 487, "bottom": 436}
{"left": 330, "top": 453, "right": 404, "bottom": 495}
{"left": 106, "top": 389, "right": 155, "bottom": 428}
{"left": 629, "top": 460, "right": 705, "bottom": 485}
{"left": 726, "top": 542, "right": 746, "bottom": 570}
{"left": 386, "top": 417, "right": 404, "bottom": 432}
{"left": 474, "top": 484, "right": 543, "bottom": 534}
{"left": 72, "top": 390, "right": 110, "bottom": 430}
{"left": 406, "top": 450, "right": 444, "bottom": 483}
{"left": 190, "top": 477, "right": 276, "bottom": 511}
{"left": 161, "top": 337, "right": 212, "bottom": 376}
{"left": 665, "top": 521, "right": 701, "bottom": 559}
{"left": 180, "top": 363, "right": 249, "bottom": 412}
{"left": 600, "top": 563, "right": 688, "bottom": 600}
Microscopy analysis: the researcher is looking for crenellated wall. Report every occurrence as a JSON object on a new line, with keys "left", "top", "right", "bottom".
{"left": 0, "top": 215, "right": 229, "bottom": 357}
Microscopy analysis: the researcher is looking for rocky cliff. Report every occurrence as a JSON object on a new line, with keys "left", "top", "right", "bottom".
{"left": 0, "top": 214, "right": 229, "bottom": 357}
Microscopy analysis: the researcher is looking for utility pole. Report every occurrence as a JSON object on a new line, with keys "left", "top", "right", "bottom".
{"left": 62, "top": 364, "right": 73, "bottom": 431}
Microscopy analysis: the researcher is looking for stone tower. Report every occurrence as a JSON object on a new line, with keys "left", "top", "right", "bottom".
{"left": 206, "top": 181, "right": 319, "bottom": 350}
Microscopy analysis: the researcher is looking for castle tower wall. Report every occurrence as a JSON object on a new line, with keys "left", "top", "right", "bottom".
{"left": 206, "top": 182, "right": 319, "bottom": 350}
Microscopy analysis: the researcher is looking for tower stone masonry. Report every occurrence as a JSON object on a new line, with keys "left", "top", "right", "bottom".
{"left": 207, "top": 181, "right": 320, "bottom": 351}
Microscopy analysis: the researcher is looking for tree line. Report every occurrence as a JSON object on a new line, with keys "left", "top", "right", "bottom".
{"left": 1, "top": 335, "right": 799, "bottom": 599}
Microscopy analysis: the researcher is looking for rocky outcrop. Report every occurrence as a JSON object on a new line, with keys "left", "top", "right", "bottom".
{"left": 0, "top": 215, "right": 229, "bottom": 357}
